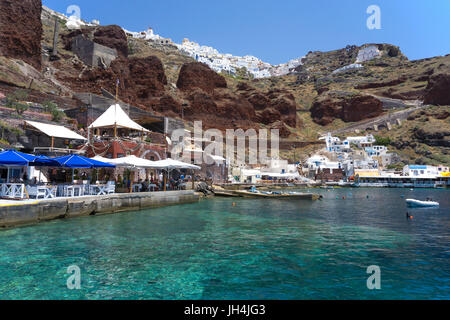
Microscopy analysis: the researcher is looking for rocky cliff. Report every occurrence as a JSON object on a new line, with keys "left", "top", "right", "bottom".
{"left": 310, "top": 91, "right": 383, "bottom": 125}
{"left": 0, "top": 0, "right": 42, "bottom": 70}
{"left": 0, "top": 1, "right": 449, "bottom": 163}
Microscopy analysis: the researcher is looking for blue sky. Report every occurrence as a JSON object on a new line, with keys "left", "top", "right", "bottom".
{"left": 43, "top": 0, "right": 450, "bottom": 65}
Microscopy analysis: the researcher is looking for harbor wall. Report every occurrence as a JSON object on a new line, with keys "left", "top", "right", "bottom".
{"left": 0, "top": 190, "right": 199, "bottom": 228}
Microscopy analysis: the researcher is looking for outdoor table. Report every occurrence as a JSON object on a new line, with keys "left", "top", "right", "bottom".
{"left": 72, "top": 185, "right": 84, "bottom": 197}
{"left": 41, "top": 185, "right": 57, "bottom": 199}
{"left": 132, "top": 184, "right": 142, "bottom": 193}
{"left": 148, "top": 184, "right": 157, "bottom": 192}
{"left": 26, "top": 185, "right": 57, "bottom": 199}
{"left": 89, "top": 184, "right": 107, "bottom": 196}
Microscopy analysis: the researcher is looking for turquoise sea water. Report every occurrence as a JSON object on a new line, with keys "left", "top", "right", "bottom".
{"left": 0, "top": 188, "right": 449, "bottom": 300}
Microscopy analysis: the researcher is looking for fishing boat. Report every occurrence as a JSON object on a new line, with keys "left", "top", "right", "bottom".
{"left": 406, "top": 199, "right": 439, "bottom": 208}
{"left": 233, "top": 189, "right": 321, "bottom": 200}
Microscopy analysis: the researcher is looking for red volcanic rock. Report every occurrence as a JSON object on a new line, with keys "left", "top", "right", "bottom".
{"left": 271, "top": 122, "right": 291, "bottom": 138}
{"left": 0, "top": 0, "right": 42, "bottom": 70}
{"left": 147, "top": 95, "right": 182, "bottom": 118}
{"left": 310, "top": 98, "right": 341, "bottom": 126}
{"left": 341, "top": 95, "right": 383, "bottom": 122}
{"left": 215, "top": 95, "right": 256, "bottom": 121}
{"left": 63, "top": 25, "right": 128, "bottom": 57}
{"left": 236, "top": 82, "right": 254, "bottom": 91}
{"left": 311, "top": 92, "right": 383, "bottom": 125}
{"left": 177, "top": 62, "right": 227, "bottom": 93}
{"left": 247, "top": 93, "right": 270, "bottom": 110}
{"left": 423, "top": 73, "right": 450, "bottom": 105}
{"left": 93, "top": 25, "right": 128, "bottom": 57}
{"left": 125, "top": 56, "right": 167, "bottom": 99}
{"left": 258, "top": 108, "right": 282, "bottom": 125}
{"left": 60, "top": 55, "right": 167, "bottom": 107}
{"left": 270, "top": 94, "right": 297, "bottom": 127}
{"left": 185, "top": 90, "right": 218, "bottom": 116}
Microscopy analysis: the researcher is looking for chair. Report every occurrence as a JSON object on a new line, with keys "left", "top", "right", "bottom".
{"left": 106, "top": 181, "right": 115, "bottom": 194}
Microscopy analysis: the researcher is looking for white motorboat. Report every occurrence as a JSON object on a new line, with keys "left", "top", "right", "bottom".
{"left": 406, "top": 199, "right": 439, "bottom": 208}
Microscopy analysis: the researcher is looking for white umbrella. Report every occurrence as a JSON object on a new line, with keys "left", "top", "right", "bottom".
{"left": 92, "top": 155, "right": 164, "bottom": 169}
{"left": 153, "top": 158, "right": 200, "bottom": 191}
{"left": 153, "top": 158, "right": 201, "bottom": 170}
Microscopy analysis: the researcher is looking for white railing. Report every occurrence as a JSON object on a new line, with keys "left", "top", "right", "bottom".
{"left": 0, "top": 183, "right": 25, "bottom": 199}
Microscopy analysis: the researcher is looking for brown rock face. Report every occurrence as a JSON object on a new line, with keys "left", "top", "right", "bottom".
{"left": 63, "top": 25, "right": 128, "bottom": 57}
{"left": 177, "top": 62, "right": 227, "bottom": 93}
{"left": 423, "top": 73, "right": 450, "bottom": 105}
{"left": 93, "top": 25, "right": 129, "bottom": 57}
{"left": 341, "top": 95, "right": 383, "bottom": 122}
{"left": 310, "top": 98, "right": 341, "bottom": 126}
{"left": 147, "top": 95, "right": 182, "bottom": 118}
{"left": 247, "top": 93, "right": 270, "bottom": 110}
{"left": 240, "top": 87, "right": 297, "bottom": 129}
{"left": 0, "top": 0, "right": 42, "bottom": 70}
{"left": 258, "top": 108, "right": 282, "bottom": 125}
{"left": 311, "top": 92, "right": 383, "bottom": 125}
{"left": 58, "top": 56, "right": 167, "bottom": 108}
{"left": 270, "top": 94, "right": 297, "bottom": 127}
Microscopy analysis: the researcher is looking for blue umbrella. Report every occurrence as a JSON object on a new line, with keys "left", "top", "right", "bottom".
{"left": 0, "top": 150, "right": 54, "bottom": 183}
{"left": 52, "top": 154, "right": 115, "bottom": 168}
{"left": 33, "top": 155, "right": 61, "bottom": 167}
{"left": 0, "top": 150, "right": 36, "bottom": 166}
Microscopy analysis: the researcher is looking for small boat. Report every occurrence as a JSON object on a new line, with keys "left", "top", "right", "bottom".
{"left": 406, "top": 199, "right": 439, "bottom": 208}
{"left": 233, "top": 190, "right": 321, "bottom": 200}
{"left": 213, "top": 190, "right": 238, "bottom": 197}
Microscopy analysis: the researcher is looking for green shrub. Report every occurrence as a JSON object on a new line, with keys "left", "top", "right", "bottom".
{"left": 375, "top": 135, "right": 391, "bottom": 146}
{"left": 5, "top": 89, "right": 29, "bottom": 115}
{"left": 43, "top": 101, "right": 65, "bottom": 121}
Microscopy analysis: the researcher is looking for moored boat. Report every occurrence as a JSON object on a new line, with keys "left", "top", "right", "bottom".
{"left": 406, "top": 199, "right": 439, "bottom": 208}
{"left": 233, "top": 190, "right": 321, "bottom": 200}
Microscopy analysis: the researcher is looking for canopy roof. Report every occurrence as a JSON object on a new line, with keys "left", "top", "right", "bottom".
{"left": 94, "top": 155, "right": 164, "bottom": 169}
{"left": 25, "top": 121, "right": 87, "bottom": 140}
{"left": 153, "top": 158, "right": 201, "bottom": 170}
{"left": 88, "top": 104, "right": 150, "bottom": 132}
{"left": 52, "top": 154, "right": 116, "bottom": 168}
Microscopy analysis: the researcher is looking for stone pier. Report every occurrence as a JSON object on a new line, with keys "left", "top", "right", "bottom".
{"left": 0, "top": 190, "right": 199, "bottom": 228}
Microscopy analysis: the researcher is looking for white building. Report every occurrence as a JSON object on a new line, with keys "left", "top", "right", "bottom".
{"left": 437, "top": 165, "right": 449, "bottom": 174}
{"left": 346, "top": 135, "right": 375, "bottom": 148}
{"left": 365, "top": 145, "right": 388, "bottom": 158}
{"left": 321, "top": 133, "right": 350, "bottom": 153}
{"left": 403, "top": 165, "right": 439, "bottom": 178}
{"left": 355, "top": 46, "right": 381, "bottom": 63}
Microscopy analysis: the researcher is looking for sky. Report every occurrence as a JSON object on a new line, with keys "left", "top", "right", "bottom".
{"left": 42, "top": 0, "right": 450, "bottom": 65}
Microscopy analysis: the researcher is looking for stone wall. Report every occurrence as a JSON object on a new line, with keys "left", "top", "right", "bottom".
{"left": 72, "top": 35, "right": 118, "bottom": 68}
{"left": 0, "top": 190, "right": 199, "bottom": 228}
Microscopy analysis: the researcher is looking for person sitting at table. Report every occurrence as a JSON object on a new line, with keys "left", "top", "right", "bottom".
{"left": 142, "top": 179, "right": 149, "bottom": 192}
{"left": 137, "top": 179, "right": 143, "bottom": 192}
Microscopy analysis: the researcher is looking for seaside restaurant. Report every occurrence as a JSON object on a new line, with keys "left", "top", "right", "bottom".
{"left": 0, "top": 150, "right": 115, "bottom": 200}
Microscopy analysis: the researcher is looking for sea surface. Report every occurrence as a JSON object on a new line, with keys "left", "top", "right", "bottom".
{"left": 0, "top": 188, "right": 448, "bottom": 300}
